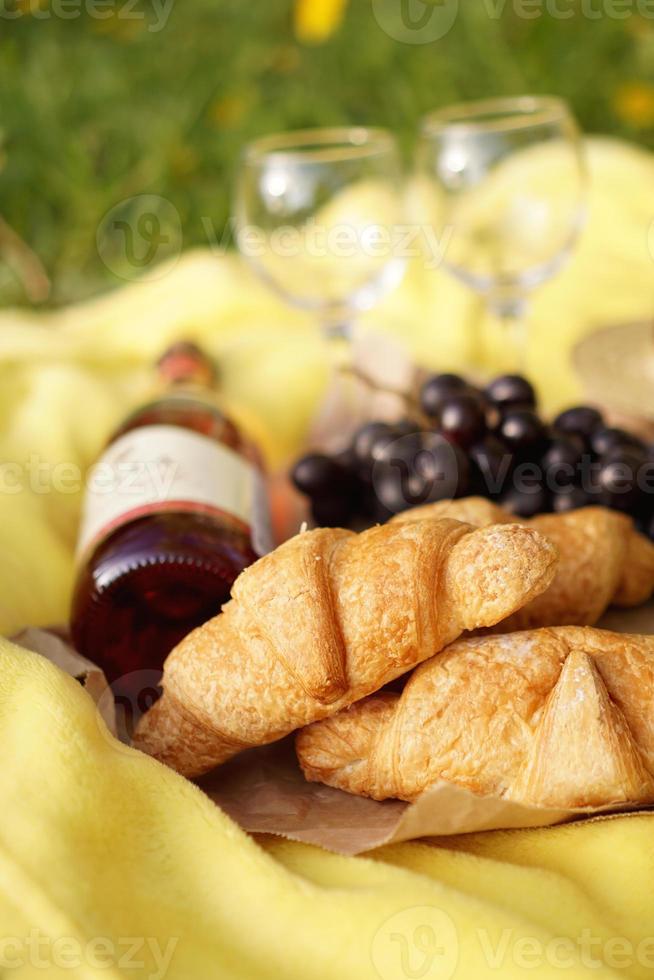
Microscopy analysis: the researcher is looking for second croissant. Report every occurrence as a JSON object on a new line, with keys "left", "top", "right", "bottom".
{"left": 392, "top": 497, "right": 654, "bottom": 629}
{"left": 297, "top": 626, "right": 654, "bottom": 810}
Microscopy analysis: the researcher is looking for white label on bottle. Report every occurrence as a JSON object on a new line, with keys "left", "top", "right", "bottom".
{"left": 77, "top": 424, "right": 271, "bottom": 561}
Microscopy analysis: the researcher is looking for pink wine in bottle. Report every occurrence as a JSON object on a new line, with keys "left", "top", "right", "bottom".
{"left": 70, "top": 342, "right": 270, "bottom": 695}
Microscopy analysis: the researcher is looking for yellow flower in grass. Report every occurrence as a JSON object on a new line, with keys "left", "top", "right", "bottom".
{"left": 614, "top": 82, "right": 654, "bottom": 128}
{"left": 209, "top": 93, "right": 252, "bottom": 129}
{"left": 294, "top": 0, "right": 348, "bottom": 43}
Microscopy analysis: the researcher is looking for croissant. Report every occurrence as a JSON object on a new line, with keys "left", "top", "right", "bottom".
{"left": 133, "top": 518, "right": 557, "bottom": 777}
{"left": 392, "top": 498, "right": 654, "bottom": 629}
{"left": 296, "top": 626, "right": 654, "bottom": 809}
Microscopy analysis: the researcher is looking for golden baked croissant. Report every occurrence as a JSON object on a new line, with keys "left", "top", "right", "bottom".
{"left": 392, "top": 498, "right": 654, "bottom": 628}
{"left": 296, "top": 626, "right": 654, "bottom": 809}
{"left": 133, "top": 518, "right": 557, "bottom": 777}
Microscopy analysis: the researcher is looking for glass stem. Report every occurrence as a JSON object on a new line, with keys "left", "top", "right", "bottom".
{"left": 492, "top": 296, "right": 528, "bottom": 374}
{"left": 322, "top": 319, "right": 353, "bottom": 343}
{"left": 321, "top": 318, "right": 354, "bottom": 377}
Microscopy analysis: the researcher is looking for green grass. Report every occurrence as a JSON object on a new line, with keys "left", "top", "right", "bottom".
{"left": 1, "top": 0, "right": 653, "bottom": 305}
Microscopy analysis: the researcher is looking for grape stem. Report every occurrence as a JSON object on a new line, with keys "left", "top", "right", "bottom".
{"left": 336, "top": 362, "right": 428, "bottom": 424}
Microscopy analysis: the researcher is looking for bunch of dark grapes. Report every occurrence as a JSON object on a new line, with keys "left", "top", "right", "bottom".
{"left": 291, "top": 373, "right": 654, "bottom": 539}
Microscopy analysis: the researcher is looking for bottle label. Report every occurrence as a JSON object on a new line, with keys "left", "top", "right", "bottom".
{"left": 77, "top": 424, "right": 272, "bottom": 562}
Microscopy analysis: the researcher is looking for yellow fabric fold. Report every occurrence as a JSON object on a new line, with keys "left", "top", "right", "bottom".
{"left": 1, "top": 635, "right": 653, "bottom": 979}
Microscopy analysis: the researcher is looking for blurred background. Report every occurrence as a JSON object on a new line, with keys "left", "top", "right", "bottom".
{"left": 3, "top": 0, "right": 654, "bottom": 306}
{"left": 0, "top": 0, "right": 652, "bottom": 634}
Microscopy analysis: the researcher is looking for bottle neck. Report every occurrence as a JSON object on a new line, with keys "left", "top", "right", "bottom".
{"left": 113, "top": 343, "right": 224, "bottom": 441}
{"left": 156, "top": 341, "right": 218, "bottom": 392}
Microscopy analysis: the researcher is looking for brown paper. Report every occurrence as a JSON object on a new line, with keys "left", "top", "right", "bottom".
{"left": 198, "top": 735, "right": 652, "bottom": 857}
{"left": 20, "top": 605, "right": 654, "bottom": 856}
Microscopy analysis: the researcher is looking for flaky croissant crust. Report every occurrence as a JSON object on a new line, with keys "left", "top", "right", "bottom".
{"left": 392, "top": 498, "right": 654, "bottom": 629}
{"left": 133, "top": 518, "right": 557, "bottom": 777}
{"left": 296, "top": 626, "right": 654, "bottom": 809}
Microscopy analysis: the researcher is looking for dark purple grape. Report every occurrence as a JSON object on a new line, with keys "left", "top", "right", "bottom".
{"left": 418, "top": 431, "right": 470, "bottom": 499}
{"left": 500, "top": 483, "right": 549, "bottom": 519}
{"left": 333, "top": 445, "right": 358, "bottom": 473}
{"left": 355, "top": 482, "right": 380, "bottom": 519}
{"left": 497, "top": 410, "right": 546, "bottom": 457}
{"left": 394, "top": 418, "right": 420, "bottom": 438}
{"left": 311, "top": 495, "right": 354, "bottom": 528}
{"left": 639, "top": 450, "right": 654, "bottom": 518}
{"left": 292, "top": 453, "right": 349, "bottom": 497}
{"left": 590, "top": 426, "right": 645, "bottom": 458}
{"left": 469, "top": 436, "right": 513, "bottom": 498}
{"left": 544, "top": 429, "right": 586, "bottom": 453}
{"left": 541, "top": 437, "right": 584, "bottom": 493}
{"left": 419, "top": 373, "right": 467, "bottom": 418}
{"left": 436, "top": 393, "right": 486, "bottom": 449}
{"left": 484, "top": 374, "right": 536, "bottom": 411}
{"left": 370, "top": 498, "right": 395, "bottom": 524}
{"left": 373, "top": 467, "right": 429, "bottom": 514}
{"left": 551, "top": 486, "right": 594, "bottom": 513}
{"left": 372, "top": 430, "right": 423, "bottom": 468}
{"left": 352, "top": 421, "right": 395, "bottom": 468}
{"left": 542, "top": 437, "right": 584, "bottom": 469}
{"left": 596, "top": 448, "right": 645, "bottom": 512}
{"left": 464, "top": 385, "right": 487, "bottom": 408}
{"left": 609, "top": 443, "right": 647, "bottom": 465}
{"left": 496, "top": 401, "right": 536, "bottom": 420}
{"left": 368, "top": 421, "right": 424, "bottom": 469}
{"left": 635, "top": 455, "right": 654, "bottom": 512}
{"left": 552, "top": 406, "right": 603, "bottom": 445}
{"left": 505, "top": 457, "right": 550, "bottom": 515}
{"left": 372, "top": 432, "right": 468, "bottom": 512}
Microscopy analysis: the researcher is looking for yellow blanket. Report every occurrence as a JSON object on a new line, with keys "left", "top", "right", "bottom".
{"left": 1, "top": 637, "right": 653, "bottom": 979}
{"left": 1, "top": 135, "right": 654, "bottom": 978}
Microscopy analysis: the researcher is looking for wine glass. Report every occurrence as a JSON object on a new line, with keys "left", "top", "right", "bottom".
{"left": 415, "top": 96, "right": 586, "bottom": 371}
{"left": 234, "top": 127, "right": 406, "bottom": 343}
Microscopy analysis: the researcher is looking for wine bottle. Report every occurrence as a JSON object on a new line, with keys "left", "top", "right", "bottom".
{"left": 70, "top": 341, "right": 271, "bottom": 697}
